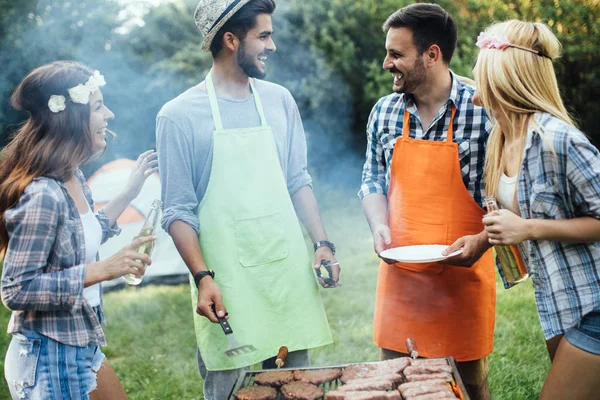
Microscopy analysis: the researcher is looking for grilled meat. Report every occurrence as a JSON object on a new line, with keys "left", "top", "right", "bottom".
{"left": 404, "top": 391, "right": 457, "bottom": 399}
{"left": 336, "top": 374, "right": 404, "bottom": 391}
{"left": 377, "top": 357, "right": 412, "bottom": 373}
{"left": 280, "top": 381, "right": 324, "bottom": 400}
{"left": 234, "top": 385, "right": 277, "bottom": 400}
{"left": 399, "top": 379, "right": 450, "bottom": 390}
{"left": 409, "top": 359, "right": 449, "bottom": 367}
{"left": 403, "top": 364, "right": 453, "bottom": 375}
{"left": 326, "top": 390, "right": 401, "bottom": 400}
{"left": 405, "top": 372, "right": 453, "bottom": 382}
{"left": 254, "top": 370, "right": 295, "bottom": 387}
{"left": 340, "top": 364, "right": 379, "bottom": 384}
{"left": 293, "top": 368, "right": 342, "bottom": 385}
{"left": 340, "top": 358, "right": 411, "bottom": 384}
{"left": 399, "top": 382, "right": 454, "bottom": 398}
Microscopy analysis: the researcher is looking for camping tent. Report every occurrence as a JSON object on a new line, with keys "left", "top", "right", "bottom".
{"left": 87, "top": 159, "right": 189, "bottom": 290}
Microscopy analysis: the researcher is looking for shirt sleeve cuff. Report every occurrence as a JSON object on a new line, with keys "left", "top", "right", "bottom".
{"left": 65, "top": 264, "right": 87, "bottom": 312}
{"left": 96, "top": 209, "right": 121, "bottom": 242}
{"left": 288, "top": 174, "right": 313, "bottom": 196}
{"left": 162, "top": 211, "right": 200, "bottom": 236}
{"left": 358, "top": 183, "right": 386, "bottom": 200}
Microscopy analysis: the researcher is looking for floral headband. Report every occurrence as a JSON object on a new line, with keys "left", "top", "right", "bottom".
{"left": 47, "top": 70, "right": 106, "bottom": 113}
{"left": 476, "top": 32, "right": 551, "bottom": 60}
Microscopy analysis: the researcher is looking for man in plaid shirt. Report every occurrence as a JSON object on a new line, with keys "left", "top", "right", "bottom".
{"left": 359, "top": 4, "right": 495, "bottom": 400}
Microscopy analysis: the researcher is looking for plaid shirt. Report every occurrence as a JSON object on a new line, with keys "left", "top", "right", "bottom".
{"left": 359, "top": 71, "right": 492, "bottom": 207}
{"left": 516, "top": 112, "right": 600, "bottom": 339}
{"left": 1, "top": 170, "right": 120, "bottom": 347}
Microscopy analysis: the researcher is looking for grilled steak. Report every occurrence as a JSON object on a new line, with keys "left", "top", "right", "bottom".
{"left": 340, "top": 364, "right": 379, "bottom": 383}
{"left": 254, "top": 370, "right": 295, "bottom": 387}
{"left": 405, "top": 372, "right": 453, "bottom": 382}
{"left": 405, "top": 391, "right": 457, "bottom": 399}
{"left": 399, "top": 379, "right": 449, "bottom": 390}
{"left": 337, "top": 379, "right": 393, "bottom": 391}
{"left": 399, "top": 382, "right": 453, "bottom": 398}
{"left": 281, "top": 381, "right": 324, "bottom": 400}
{"left": 234, "top": 385, "right": 277, "bottom": 400}
{"left": 377, "top": 357, "right": 412, "bottom": 373}
{"left": 410, "top": 359, "right": 449, "bottom": 367}
{"left": 340, "top": 358, "right": 410, "bottom": 384}
{"left": 337, "top": 374, "right": 404, "bottom": 391}
{"left": 326, "top": 390, "right": 401, "bottom": 400}
{"left": 293, "top": 368, "right": 342, "bottom": 385}
{"left": 403, "top": 364, "right": 453, "bottom": 375}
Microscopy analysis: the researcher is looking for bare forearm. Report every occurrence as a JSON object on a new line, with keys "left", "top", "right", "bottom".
{"left": 291, "top": 186, "right": 328, "bottom": 242}
{"left": 361, "top": 193, "right": 389, "bottom": 233}
{"left": 169, "top": 220, "right": 209, "bottom": 274}
{"left": 99, "top": 191, "right": 134, "bottom": 227}
{"left": 528, "top": 217, "right": 600, "bottom": 243}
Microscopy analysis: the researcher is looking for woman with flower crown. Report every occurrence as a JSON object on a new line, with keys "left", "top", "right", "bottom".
{"left": 0, "top": 60, "right": 158, "bottom": 399}
{"left": 472, "top": 20, "right": 600, "bottom": 398}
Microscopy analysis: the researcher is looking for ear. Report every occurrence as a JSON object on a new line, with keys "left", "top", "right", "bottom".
{"left": 223, "top": 32, "right": 239, "bottom": 52}
{"left": 424, "top": 44, "right": 442, "bottom": 67}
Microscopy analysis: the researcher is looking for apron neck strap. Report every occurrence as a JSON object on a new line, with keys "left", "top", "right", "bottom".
{"left": 205, "top": 70, "right": 268, "bottom": 130}
{"left": 402, "top": 104, "right": 457, "bottom": 143}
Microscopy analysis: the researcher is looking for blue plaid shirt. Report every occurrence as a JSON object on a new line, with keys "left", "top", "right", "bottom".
{"left": 1, "top": 170, "right": 120, "bottom": 347}
{"left": 516, "top": 112, "right": 600, "bottom": 339}
{"left": 359, "top": 71, "right": 492, "bottom": 207}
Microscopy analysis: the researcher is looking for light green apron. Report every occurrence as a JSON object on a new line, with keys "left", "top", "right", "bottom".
{"left": 189, "top": 72, "right": 332, "bottom": 371}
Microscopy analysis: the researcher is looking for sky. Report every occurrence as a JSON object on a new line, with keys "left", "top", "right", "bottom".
{"left": 116, "top": 0, "right": 175, "bottom": 32}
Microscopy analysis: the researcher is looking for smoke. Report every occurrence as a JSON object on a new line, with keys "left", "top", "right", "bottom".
{"left": 0, "top": 0, "right": 373, "bottom": 205}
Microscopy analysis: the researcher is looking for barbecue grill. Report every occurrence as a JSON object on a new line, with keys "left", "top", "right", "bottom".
{"left": 228, "top": 357, "right": 470, "bottom": 400}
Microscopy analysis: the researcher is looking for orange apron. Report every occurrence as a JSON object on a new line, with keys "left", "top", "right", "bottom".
{"left": 373, "top": 107, "right": 496, "bottom": 362}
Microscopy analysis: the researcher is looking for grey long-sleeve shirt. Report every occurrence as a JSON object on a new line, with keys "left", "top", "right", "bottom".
{"left": 156, "top": 79, "right": 312, "bottom": 234}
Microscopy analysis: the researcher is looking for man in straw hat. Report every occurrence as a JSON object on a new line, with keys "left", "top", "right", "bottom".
{"left": 156, "top": 1, "right": 340, "bottom": 398}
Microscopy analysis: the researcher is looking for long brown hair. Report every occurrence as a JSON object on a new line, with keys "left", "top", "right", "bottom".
{"left": 0, "top": 61, "right": 97, "bottom": 257}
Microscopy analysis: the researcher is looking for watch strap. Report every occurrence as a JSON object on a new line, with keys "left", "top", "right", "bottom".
{"left": 194, "top": 270, "right": 215, "bottom": 288}
{"left": 313, "top": 240, "right": 335, "bottom": 255}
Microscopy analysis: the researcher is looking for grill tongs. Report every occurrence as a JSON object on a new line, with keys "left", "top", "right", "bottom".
{"left": 212, "top": 304, "right": 257, "bottom": 358}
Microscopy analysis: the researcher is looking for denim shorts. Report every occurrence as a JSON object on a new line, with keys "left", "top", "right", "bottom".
{"left": 565, "top": 311, "right": 600, "bottom": 355}
{"left": 4, "top": 330, "right": 105, "bottom": 400}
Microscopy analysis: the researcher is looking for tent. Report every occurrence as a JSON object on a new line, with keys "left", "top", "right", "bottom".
{"left": 87, "top": 159, "right": 189, "bottom": 290}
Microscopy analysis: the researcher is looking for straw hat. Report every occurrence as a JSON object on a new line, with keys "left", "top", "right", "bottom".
{"left": 194, "top": 0, "right": 253, "bottom": 53}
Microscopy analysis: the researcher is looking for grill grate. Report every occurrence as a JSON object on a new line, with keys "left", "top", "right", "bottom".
{"left": 228, "top": 357, "right": 470, "bottom": 400}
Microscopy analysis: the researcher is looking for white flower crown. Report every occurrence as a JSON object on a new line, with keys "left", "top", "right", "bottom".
{"left": 47, "top": 70, "right": 106, "bottom": 113}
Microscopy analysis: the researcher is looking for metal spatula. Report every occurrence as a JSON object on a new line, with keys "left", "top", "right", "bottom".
{"left": 212, "top": 305, "right": 256, "bottom": 358}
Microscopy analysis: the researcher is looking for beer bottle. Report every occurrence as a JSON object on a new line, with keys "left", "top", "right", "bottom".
{"left": 484, "top": 196, "right": 529, "bottom": 284}
{"left": 123, "top": 199, "right": 161, "bottom": 286}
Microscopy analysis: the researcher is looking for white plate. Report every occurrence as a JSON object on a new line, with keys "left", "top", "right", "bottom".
{"left": 380, "top": 245, "right": 463, "bottom": 263}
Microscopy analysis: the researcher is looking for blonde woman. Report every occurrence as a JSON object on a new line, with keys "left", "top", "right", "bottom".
{"left": 473, "top": 20, "right": 600, "bottom": 399}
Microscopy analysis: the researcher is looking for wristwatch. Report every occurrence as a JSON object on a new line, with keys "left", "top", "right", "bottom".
{"left": 314, "top": 240, "right": 335, "bottom": 255}
{"left": 194, "top": 270, "right": 215, "bottom": 288}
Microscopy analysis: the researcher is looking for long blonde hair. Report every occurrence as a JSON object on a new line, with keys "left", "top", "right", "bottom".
{"left": 474, "top": 20, "right": 574, "bottom": 198}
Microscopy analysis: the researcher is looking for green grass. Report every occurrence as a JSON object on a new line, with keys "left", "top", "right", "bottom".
{"left": 0, "top": 189, "right": 549, "bottom": 399}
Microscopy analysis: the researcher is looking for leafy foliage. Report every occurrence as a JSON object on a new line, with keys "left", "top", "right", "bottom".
{"left": 0, "top": 0, "right": 598, "bottom": 166}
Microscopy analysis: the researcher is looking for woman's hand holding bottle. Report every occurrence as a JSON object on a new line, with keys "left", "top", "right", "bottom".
{"left": 85, "top": 236, "right": 155, "bottom": 286}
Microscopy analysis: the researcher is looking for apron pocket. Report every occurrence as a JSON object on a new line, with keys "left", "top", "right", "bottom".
{"left": 234, "top": 212, "right": 289, "bottom": 267}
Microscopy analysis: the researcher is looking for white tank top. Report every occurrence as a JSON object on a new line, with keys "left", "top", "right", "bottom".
{"left": 498, "top": 173, "right": 518, "bottom": 212}
{"left": 80, "top": 209, "right": 102, "bottom": 307}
